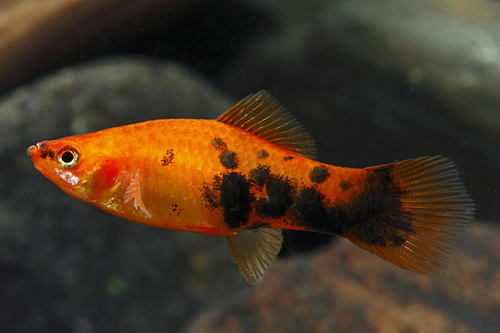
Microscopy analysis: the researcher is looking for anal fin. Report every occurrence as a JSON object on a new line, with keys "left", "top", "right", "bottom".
{"left": 227, "top": 227, "right": 283, "bottom": 285}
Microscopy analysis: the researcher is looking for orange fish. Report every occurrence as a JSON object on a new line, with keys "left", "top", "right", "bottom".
{"left": 27, "top": 91, "right": 475, "bottom": 284}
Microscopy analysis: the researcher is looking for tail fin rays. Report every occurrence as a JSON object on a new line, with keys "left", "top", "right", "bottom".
{"left": 351, "top": 156, "right": 475, "bottom": 274}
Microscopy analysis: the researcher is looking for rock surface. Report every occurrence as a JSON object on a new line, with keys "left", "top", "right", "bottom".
{"left": 188, "top": 220, "right": 500, "bottom": 333}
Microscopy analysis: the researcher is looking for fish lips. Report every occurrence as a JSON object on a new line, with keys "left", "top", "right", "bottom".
{"left": 26, "top": 143, "right": 39, "bottom": 158}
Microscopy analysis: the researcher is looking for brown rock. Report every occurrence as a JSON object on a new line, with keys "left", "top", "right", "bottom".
{"left": 0, "top": 0, "right": 197, "bottom": 93}
{"left": 188, "top": 220, "right": 500, "bottom": 332}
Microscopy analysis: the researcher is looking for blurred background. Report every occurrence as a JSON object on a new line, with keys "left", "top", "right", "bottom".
{"left": 0, "top": 0, "right": 499, "bottom": 331}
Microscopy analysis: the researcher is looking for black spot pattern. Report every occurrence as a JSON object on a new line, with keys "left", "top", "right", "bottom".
{"left": 200, "top": 163, "right": 411, "bottom": 247}
{"left": 200, "top": 172, "right": 252, "bottom": 229}
{"left": 292, "top": 186, "right": 342, "bottom": 234}
{"left": 220, "top": 151, "right": 238, "bottom": 169}
{"left": 40, "top": 143, "right": 55, "bottom": 160}
{"left": 211, "top": 137, "right": 227, "bottom": 151}
{"left": 220, "top": 172, "right": 252, "bottom": 229}
{"left": 257, "top": 150, "right": 269, "bottom": 159}
{"left": 255, "top": 174, "right": 295, "bottom": 219}
{"left": 171, "top": 204, "right": 182, "bottom": 216}
{"left": 292, "top": 166, "right": 412, "bottom": 247}
{"left": 284, "top": 156, "right": 294, "bottom": 161}
{"left": 251, "top": 221, "right": 271, "bottom": 229}
{"left": 249, "top": 165, "right": 270, "bottom": 187}
{"left": 200, "top": 174, "right": 223, "bottom": 212}
{"left": 339, "top": 180, "right": 352, "bottom": 191}
{"left": 161, "top": 149, "right": 175, "bottom": 166}
{"left": 309, "top": 165, "right": 330, "bottom": 184}
{"left": 211, "top": 137, "right": 239, "bottom": 169}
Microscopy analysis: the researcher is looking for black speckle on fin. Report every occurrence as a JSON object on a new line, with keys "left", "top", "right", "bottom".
{"left": 216, "top": 91, "right": 317, "bottom": 159}
{"left": 352, "top": 156, "right": 475, "bottom": 275}
{"left": 227, "top": 227, "right": 283, "bottom": 285}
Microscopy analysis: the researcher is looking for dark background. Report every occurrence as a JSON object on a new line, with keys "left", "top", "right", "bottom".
{"left": 0, "top": 0, "right": 498, "bottom": 331}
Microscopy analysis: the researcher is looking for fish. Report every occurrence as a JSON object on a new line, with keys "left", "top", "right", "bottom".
{"left": 27, "top": 90, "right": 475, "bottom": 285}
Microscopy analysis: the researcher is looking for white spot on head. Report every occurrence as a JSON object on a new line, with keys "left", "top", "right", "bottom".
{"left": 55, "top": 169, "right": 80, "bottom": 185}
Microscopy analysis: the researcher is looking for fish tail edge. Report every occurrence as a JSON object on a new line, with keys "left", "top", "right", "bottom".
{"left": 349, "top": 156, "right": 475, "bottom": 274}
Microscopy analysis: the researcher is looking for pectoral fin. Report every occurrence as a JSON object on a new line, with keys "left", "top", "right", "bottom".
{"left": 123, "top": 170, "right": 152, "bottom": 218}
{"left": 227, "top": 227, "right": 283, "bottom": 285}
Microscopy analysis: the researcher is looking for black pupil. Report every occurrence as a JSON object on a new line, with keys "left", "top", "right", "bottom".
{"left": 61, "top": 151, "right": 74, "bottom": 163}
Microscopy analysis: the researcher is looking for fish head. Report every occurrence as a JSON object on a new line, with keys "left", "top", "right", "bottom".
{"left": 27, "top": 135, "right": 122, "bottom": 203}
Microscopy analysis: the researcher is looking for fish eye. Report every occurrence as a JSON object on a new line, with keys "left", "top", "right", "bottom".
{"left": 57, "top": 148, "right": 80, "bottom": 169}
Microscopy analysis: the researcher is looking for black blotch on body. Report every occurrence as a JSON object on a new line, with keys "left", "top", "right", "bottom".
{"left": 339, "top": 180, "right": 352, "bottom": 191}
{"left": 251, "top": 221, "right": 271, "bottom": 229}
{"left": 309, "top": 165, "right": 330, "bottom": 184}
{"left": 292, "top": 165, "right": 412, "bottom": 248}
{"left": 220, "top": 172, "right": 252, "bottom": 229}
{"left": 211, "top": 137, "right": 238, "bottom": 169}
{"left": 161, "top": 149, "right": 175, "bottom": 166}
{"left": 255, "top": 174, "right": 295, "bottom": 219}
{"left": 249, "top": 165, "right": 270, "bottom": 187}
{"left": 257, "top": 149, "right": 269, "bottom": 159}
{"left": 211, "top": 137, "right": 228, "bottom": 151}
{"left": 200, "top": 172, "right": 252, "bottom": 229}
{"left": 220, "top": 151, "right": 238, "bottom": 169}
{"left": 39, "top": 143, "right": 55, "bottom": 160}
{"left": 292, "top": 186, "right": 342, "bottom": 234}
{"left": 200, "top": 162, "right": 411, "bottom": 248}
{"left": 284, "top": 156, "right": 294, "bottom": 161}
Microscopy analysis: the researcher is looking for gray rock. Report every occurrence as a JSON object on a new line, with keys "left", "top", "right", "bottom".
{"left": 0, "top": 57, "right": 248, "bottom": 332}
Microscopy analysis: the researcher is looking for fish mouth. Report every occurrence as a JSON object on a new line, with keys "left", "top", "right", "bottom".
{"left": 27, "top": 143, "right": 39, "bottom": 158}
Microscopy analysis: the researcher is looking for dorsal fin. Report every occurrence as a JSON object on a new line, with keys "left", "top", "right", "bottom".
{"left": 216, "top": 91, "right": 316, "bottom": 159}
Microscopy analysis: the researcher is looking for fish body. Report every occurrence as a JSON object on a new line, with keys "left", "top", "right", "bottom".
{"left": 28, "top": 91, "right": 475, "bottom": 284}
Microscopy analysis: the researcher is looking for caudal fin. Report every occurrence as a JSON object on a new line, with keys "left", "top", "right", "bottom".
{"left": 349, "top": 156, "right": 475, "bottom": 274}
